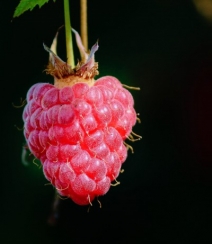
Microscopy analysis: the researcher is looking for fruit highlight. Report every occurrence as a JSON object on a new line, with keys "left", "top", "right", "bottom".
{"left": 22, "top": 30, "right": 140, "bottom": 205}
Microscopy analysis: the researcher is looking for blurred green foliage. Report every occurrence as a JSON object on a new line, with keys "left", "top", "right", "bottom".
{"left": 14, "top": 0, "right": 56, "bottom": 17}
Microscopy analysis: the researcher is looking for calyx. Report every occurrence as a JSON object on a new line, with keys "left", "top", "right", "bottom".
{"left": 44, "top": 29, "right": 99, "bottom": 88}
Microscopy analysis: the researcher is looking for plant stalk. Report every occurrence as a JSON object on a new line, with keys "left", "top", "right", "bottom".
{"left": 80, "top": 0, "right": 88, "bottom": 51}
{"left": 64, "top": 0, "right": 75, "bottom": 67}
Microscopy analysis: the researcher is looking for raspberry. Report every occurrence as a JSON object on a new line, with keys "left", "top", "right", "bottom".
{"left": 23, "top": 32, "right": 140, "bottom": 205}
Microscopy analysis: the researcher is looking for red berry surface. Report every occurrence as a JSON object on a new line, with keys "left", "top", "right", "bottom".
{"left": 23, "top": 75, "right": 137, "bottom": 205}
{"left": 23, "top": 32, "right": 140, "bottom": 205}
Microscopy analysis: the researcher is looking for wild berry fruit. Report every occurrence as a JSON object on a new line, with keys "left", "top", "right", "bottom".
{"left": 23, "top": 30, "right": 140, "bottom": 205}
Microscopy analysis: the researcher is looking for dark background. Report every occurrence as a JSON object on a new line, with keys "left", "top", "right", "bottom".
{"left": 1, "top": 0, "right": 212, "bottom": 243}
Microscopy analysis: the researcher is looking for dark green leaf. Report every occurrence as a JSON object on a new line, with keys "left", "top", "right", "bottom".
{"left": 13, "top": 0, "right": 56, "bottom": 18}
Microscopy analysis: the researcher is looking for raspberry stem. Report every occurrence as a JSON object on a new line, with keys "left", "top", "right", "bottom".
{"left": 64, "top": 0, "right": 75, "bottom": 68}
{"left": 80, "top": 0, "right": 88, "bottom": 52}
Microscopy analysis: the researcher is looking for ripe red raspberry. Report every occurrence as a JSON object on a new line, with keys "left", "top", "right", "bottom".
{"left": 23, "top": 32, "right": 140, "bottom": 205}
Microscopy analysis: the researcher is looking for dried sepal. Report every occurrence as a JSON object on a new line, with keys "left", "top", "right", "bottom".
{"left": 44, "top": 29, "right": 99, "bottom": 88}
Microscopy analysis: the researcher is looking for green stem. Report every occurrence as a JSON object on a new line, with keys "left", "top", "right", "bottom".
{"left": 64, "top": 0, "right": 75, "bottom": 67}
